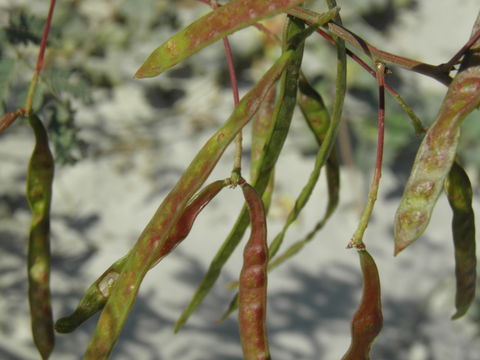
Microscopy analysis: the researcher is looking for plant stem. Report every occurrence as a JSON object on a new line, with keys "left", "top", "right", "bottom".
{"left": 286, "top": 6, "right": 339, "bottom": 26}
{"left": 314, "top": 27, "right": 425, "bottom": 134}
{"left": 200, "top": 0, "right": 243, "bottom": 183}
{"left": 327, "top": 22, "right": 452, "bottom": 86}
{"left": 349, "top": 62, "right": 386, "bottom": 248}
{"left": 24, "top": 0, "right": 57, "bottom": 115}
{"left": 443, "top": 28, "right": 480, "bottom": 71}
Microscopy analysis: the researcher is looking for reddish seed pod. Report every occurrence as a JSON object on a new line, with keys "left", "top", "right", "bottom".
{"left": 239, "top": 180, "right": 270, "bottom": 360}
{"left": 342, "top": 250, "right": 383, "bottom": 360}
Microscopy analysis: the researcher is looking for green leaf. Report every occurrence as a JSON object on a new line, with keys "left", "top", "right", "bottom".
{"left": 134, "top": 0, "right": 311, "bottom": 78}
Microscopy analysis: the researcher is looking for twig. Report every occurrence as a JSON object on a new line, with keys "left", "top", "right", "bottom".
{"left": 348, "top": 62, "right": 386, "bottom": 248}
{"left": 24, "top": 0, "right": 57, "bottom": 115}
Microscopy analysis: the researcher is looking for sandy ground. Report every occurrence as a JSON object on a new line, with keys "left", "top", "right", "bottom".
{"left": 1, "top": 1, "right": 479, "bottom": 359}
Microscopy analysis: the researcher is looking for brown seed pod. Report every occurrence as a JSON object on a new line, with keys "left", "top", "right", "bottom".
{"left": 342, "top": 250, "right": 383, "bottom": 360}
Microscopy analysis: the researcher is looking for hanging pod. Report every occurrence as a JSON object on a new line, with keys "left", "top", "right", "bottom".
{"left": 238, "top": 180, "right": 270, "bottom": 360}
{"left": 27, "top": 114, "right": 55, "bottom": 360}
{"left": 342, "top": 250, "right": 383, "bottom": 360}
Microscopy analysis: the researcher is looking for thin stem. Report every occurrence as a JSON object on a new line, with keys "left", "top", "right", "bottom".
{"left": 198, "top": 0, "right": 242, "bottom": 182}
{"left": 327, "top": 22, "right": 452, "bottom": 86}
{"left": 315, "top": 28, "right": 425, "bottom": 134}
{"left": 443, "top": 28, "right": 480, "bottom": 70}
{"left": 24, "top": 0, "right": 57, "bottom": 115}
{"left": 349, "top": 62, "right": 386, "bottom": 249}
{"left": 286, "top": 6, "right": 339, "bottom": 26}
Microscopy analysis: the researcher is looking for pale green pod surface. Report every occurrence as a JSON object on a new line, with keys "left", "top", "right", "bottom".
{"left": 394, "top": 14, "right": 480, "bottom": 255}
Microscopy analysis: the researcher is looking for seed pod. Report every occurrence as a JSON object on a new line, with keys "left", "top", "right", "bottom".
{"left": 342, "top": 250, "right": 383, "bottom": 360}
{"left": 445, "top": 161, "right": 476, "bottom": 319}
{"left": 394, "top": 14, "right": 480, "bottom": 254}
{"left": 239, "top": 180, "right": 270, "bottom": 360}
{"left": 55, "top": 180, "right": 226, "bottom": 333}
{"left": 26, "top": 114, "right": 55, "bottom": 359}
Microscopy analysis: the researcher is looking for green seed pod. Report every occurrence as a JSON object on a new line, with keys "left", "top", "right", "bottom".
{"left": 394, "top": 14, "right": 480, "bottom": 254}
{"left": 27, "top": 114, "right": 55, "bottom": 359}
{"left": 445, "top": 161, "right": 476, "bottom": 319}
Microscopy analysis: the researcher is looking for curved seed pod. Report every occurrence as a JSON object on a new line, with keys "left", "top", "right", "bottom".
{"left": 342, "top": 250, "right": 383, "bottom": 360}
{"left": 445, "top": 162, "right": 476, "bottom": 319}
{"left": 174, "top": 15, "right": 308, "bottom": 333}
{"left": 55, "top": 256, "right": 127, "bottom": 334}
{"left": 239, "top": 180, "right": 270, "bottom": 360}
{"left": 135, "top": 0, "right": 310, "bottom": 78}
{"left": 26, "top": 114, "right": 55, "bottom": 359}
{"left": 84, "top": 51, "right": 291, "bottom": 358}
{"left": 394, "top": 14, "right": 480, "bottom": 255}
{"left": 55, "top": 180, "right": 226, "bottom": 333}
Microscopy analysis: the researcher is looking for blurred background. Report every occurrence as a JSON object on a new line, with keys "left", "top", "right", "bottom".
{"left": 0, "top": 0, "right": 479, "bottom": 359}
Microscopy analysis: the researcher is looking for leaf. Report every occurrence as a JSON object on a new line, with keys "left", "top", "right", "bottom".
{"left": 174, "top": 15, "right": 307, "bottom": 333}
{"left": 84, "top": 50, "right": 292, "bottom": 358}
{"left": 134, "top": 0, "right": 311, "bottom": 78}
{"left": 445, "top": 161, "right": 476, "bottom": 319}
{"left": 394, "top": 13, "right": 480, "bottom": 254}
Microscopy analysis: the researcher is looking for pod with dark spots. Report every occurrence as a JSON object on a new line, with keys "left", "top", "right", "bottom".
{"left": 239, "top": 180, "right": 270, "bottom": 360}
{"left": 394, "top": 13, "right": 480, "bottom": 255}
{"left": 55, "top": 180, "right": 226, "bottom": 333}
{"left": 445, "top": 161, "right": 476, "bottom": 319}
{"left": 342, "top": 250, "right": 383, "bottom": 360}
{"left": 26, "top": 114, "right": 55, "bottom": 359}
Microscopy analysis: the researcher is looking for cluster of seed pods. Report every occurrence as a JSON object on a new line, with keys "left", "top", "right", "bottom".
{"left": 7, "top": 0, "right": 480, "bottom": 358}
